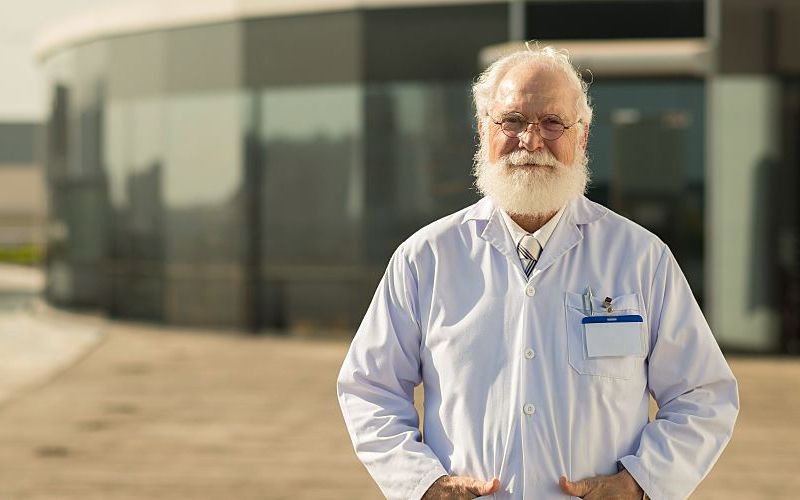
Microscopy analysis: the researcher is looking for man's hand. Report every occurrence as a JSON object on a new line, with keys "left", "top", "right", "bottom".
{"left": 421, "top": 475, "right": 501, "bottom": 499}
{"left": 559, "top": 469, "right": 644, "bottom": 499}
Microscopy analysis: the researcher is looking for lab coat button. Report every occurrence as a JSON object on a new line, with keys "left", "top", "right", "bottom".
{"left": 523, "top": 403, "right": 536, "bottom": 416}
{"left": 525, "top": 285, "right": 536, "bottom": 297}
{"left": 524, "top": 348, "right": 535, "bottom": 359}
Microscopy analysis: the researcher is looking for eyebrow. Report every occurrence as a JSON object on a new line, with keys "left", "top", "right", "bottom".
{"left": 498, "top": 110, "right": 568, "bottom": 120}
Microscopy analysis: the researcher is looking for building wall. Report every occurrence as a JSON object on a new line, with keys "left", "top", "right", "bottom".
{"left": 40, "top": 4, "right": 509, "bottom": 330}
{"left": 0, "top": 123, "right": 46, "bottom": 259}
{"left": 38, "top": 0, "right": 800, "bottom": 351}
{"left": 707, "top": 77, "right": 782, "bottom": 351}
{"left": 706, "top": 0, "right": 800, "bottom": 352}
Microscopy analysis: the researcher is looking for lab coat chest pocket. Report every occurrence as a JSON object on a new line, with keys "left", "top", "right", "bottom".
{"left": 563, "top": 291, "right": 646, "bottom": 380}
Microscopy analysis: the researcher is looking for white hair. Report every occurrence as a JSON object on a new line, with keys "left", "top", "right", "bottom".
{"left": 472, "top": 44, "right": 593, "bottom": 133}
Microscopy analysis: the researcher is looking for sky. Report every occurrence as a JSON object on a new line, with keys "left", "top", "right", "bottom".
{"left": 0, "top": 0, "right": 112, "bottom": 122}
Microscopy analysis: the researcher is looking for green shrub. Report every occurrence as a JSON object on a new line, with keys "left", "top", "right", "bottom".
{"left": 0, "top": 245, "right": 43, "bottom": 265}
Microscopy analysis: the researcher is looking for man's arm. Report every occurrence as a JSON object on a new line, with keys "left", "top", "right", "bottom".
{"left": 337, "top": 247, "right": 448, "bottom": 500}
{"left": 617, "top": 245, "right": 740, "bottom": 499}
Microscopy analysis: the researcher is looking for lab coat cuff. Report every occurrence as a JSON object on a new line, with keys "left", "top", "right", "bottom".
{"left": 408, "top": 466, "right": 449, "bottom": 500}
{"left": 618, "top": 455, "right": 662, "bottom": 500}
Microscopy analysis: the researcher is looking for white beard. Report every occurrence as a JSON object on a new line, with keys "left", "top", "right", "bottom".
{"left": 472, "top": 140, "right": 590, "bottom": 217}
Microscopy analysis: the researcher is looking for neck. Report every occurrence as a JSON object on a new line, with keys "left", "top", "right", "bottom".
{"left": 509, "top": 209, "right": 558, "bottom": 234}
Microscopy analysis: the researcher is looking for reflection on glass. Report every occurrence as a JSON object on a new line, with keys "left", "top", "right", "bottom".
{"left": 164, "top": 92, "right": 244, "bottom": 211}
{"left": 44, "top": 44, "right": 111, "bottom": 308}
{"left": 589, "top": 80, "right": 705, "bottom": 304}
{"left": 104, "top": 97, "right": 165, "bottom": 320}
{"left": 259, "top": 85, "right": 362, "bottom": 265}
{"left": 161, "top": 90, "right": 248, "bottom": 326}
{"left": 41, "top": 17, "right": 506, "bottom": 331}
{"left": 257, "top": 85, "right": 364, "bottom": 330}
{"left": 365, "top": 81, "right": 479, "bottom": 262}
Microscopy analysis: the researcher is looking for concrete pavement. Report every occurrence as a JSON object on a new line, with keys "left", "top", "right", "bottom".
{"left": 0, "top": 265, "right": 104, "bottom": 408}
{"left": 0, "top": 319, "right": 379, "bottom": 500}
{"left": 0, "top": 265, "right": 796, "bottom": 499}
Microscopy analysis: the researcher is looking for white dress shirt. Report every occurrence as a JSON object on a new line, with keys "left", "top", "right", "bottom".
{"left": 337, "top": 195, "right": 739, "bottom": 500}
{"left": 500, "top": 206, "right": 565, "bottom": 264}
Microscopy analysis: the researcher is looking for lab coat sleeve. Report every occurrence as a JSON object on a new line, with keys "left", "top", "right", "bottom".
{"left": 337, "top": 246, "right": 448, "bottom": 500}
{"left": 619, "top": 245, "right": 740, "bottom": 500}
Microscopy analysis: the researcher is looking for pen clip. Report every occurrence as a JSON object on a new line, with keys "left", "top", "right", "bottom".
{"left": 583, "top": 286, "right": 594, "bottom": 316}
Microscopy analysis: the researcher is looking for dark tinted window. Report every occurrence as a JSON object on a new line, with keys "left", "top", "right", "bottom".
{"left": 364, "top": 4, "right": 507, "bottom": 82}
{"left": 526, "top": 0, "right": 704, "bottom": 39}
{"left": 0, "top": 123, "right": 40, "bottom": 164}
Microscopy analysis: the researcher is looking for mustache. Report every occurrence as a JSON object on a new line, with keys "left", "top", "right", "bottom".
{"left": 502, "top": 149, "right": 562, "bottom": 168}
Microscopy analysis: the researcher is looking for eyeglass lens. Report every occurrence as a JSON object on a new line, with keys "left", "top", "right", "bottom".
{"left": 502, "top": 115, "right": 565, "bottom": 140}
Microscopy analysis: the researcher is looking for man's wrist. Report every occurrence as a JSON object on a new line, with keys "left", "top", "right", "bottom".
{"left": 616, "top": 461, "right": 648, "bottom": 500}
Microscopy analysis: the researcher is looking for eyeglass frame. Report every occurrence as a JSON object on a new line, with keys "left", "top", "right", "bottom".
{"left": 490, "top": 111, "right": 582, "bottom": 141}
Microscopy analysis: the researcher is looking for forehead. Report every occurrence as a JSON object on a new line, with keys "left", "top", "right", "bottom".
{"left": 492, "top": 64, "right": 576, "bottom": 117}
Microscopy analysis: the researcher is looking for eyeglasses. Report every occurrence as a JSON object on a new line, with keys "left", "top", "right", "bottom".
{"left": 492, "top": 112, "right": 581, "bottom": 141}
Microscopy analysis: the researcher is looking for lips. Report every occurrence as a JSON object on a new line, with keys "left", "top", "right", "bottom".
{"left": 513, "top": 162, "right": 550, "bottom": 168}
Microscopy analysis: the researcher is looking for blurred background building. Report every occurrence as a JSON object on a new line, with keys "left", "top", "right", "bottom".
{"left": 17, "top": 0, "right": 799, "bottom": 352}
{"left": 0, "top": 123, "right": 46, "bottom": 264}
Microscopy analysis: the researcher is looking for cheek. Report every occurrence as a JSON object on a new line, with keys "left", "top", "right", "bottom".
{"left": 489, "top": 134, "right": 514, "bottom": 161}
{"left": 552, "top": 137, "right": 577, "bottom": 164}
{"left": 553, "top": 145, "right": 572, "bottom": 164}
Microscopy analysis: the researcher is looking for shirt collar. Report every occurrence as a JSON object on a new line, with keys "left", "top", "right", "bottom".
{"left": 499, "top": 205, "right": 566, "bottom": 250}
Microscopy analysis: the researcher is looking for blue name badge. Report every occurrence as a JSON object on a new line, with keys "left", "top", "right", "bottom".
{"left": 581, "top": 315, "right": 645, "bottom": 358}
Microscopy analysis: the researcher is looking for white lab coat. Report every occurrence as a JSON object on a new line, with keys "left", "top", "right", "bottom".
{"left": 337, "top": 195, "right": 739, "bottom": 500}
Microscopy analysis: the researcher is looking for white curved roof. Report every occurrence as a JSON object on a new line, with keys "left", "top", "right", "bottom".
{"left": 34, "top": 0, "right": 504, "bottom": 61}
{"left": 480, "top": 39, "right": 711, "bottom": 76}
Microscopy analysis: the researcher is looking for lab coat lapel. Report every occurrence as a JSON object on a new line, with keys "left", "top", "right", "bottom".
{"left": 532, "top": 211, "right": 581, "bottom": 275}
{"left": 463, "top": 197, "right": 521, "bottom": 265}
{"left": 532, "top": 195, "right": 607, "bottom": 275}
{"left": 480, "top": 204, "right": 520, "bottom": 265}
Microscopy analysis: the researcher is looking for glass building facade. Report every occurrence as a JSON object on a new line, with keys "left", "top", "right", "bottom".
{"left": 41, "top": 4, "right": 507, "bottom": 331}
{"left": 40, "top": 0, "right": 800, "bottom": 351}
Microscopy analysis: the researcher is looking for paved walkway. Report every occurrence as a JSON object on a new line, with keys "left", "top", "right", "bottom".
{"left": 0, "top": 265, "right": 103, "bottom": 407}
{"left": 0, "top": 320, "right": 377, "bottom": 500}
{"left": 0, "top": 267, "right": 795, "bottom": 498}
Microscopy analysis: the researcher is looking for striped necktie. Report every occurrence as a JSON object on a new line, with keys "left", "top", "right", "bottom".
{"left": 517, "top": 234, "right": 541, "bottom": 278}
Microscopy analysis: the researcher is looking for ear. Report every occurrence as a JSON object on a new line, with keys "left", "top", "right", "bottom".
{"left": 580, "top": 122, "right": 590, "bottom": 151}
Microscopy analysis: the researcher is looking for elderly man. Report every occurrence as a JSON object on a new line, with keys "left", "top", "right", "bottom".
{"left": 337, "top": 46, "right": 738, "bottom": 500}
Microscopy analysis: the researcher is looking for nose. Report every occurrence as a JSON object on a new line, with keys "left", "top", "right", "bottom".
{"left": 517, "top": 124, "right": 545, "bottom": 151}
